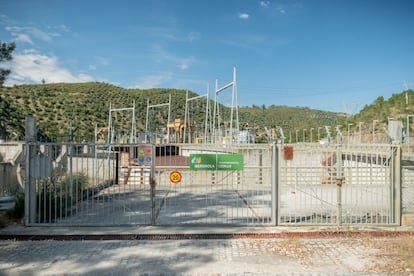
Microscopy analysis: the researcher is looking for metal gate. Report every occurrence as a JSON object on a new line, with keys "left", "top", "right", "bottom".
{"left": 24, "top": 143, "right": 272, "bottom": 226}
{"left": 153, "top": 144, "right": 272, "bottom": 225}
{"left": 277, "top": 143, "right": 401, "bottom": 226}
{"left": 24, "top": 142, "right": 400, "bottom": 226}
{"left": 24, "top": 143, "right": 154, "bottom": 226}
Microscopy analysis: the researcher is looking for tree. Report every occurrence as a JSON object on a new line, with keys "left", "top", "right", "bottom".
{"left": 0, "top": 41, "right": 16, "bottom": 86}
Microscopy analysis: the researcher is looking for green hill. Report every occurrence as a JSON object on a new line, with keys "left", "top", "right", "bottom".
{"left": 1, "top": 83, "right": 193, "bottom": 141}
{"left": 351, "top": 90, "right": 414, "bottom": 126}
{"left": 0, "top": 82, "right": 384, "bottom": 143}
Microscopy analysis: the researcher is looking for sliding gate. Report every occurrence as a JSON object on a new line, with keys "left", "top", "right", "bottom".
{"left": 24, "top": 143, "right": 273, "bottom": 226}
{"left": 24, "top": 142, "right": 400, "bottom": 226}
{"left": 153, "top": 145, "right": 272, "bottom": 225}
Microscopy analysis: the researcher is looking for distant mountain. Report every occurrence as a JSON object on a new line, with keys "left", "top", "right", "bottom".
{"left": 7, "top": 82, "right": 409, "bottom": 143}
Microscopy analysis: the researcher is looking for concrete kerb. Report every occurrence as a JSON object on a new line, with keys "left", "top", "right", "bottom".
{"left": 1, "top": 224, "right": 413, "bottom": 240}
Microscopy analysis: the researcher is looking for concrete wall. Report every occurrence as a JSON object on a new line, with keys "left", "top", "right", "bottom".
{"left": 70, "top": 156, "right": 116, "bottom": 185}
{"left": 0, "top": 143, "right": 23, "bottom": 162}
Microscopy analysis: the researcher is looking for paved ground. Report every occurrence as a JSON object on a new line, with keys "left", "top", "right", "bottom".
{"left": 1, "top": 225, "right": 413, "bottom": 275}
{"left": 0, "top": 238, "right": 382, "bottom": 275}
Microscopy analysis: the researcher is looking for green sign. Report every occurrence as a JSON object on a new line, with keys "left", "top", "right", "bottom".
{"left": 189, "top": 154, "right": 244, "bottom": 171}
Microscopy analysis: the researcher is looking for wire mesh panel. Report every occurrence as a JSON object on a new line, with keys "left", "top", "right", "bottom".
{"left": 153, "top": 144, "right": 272, "bottom": 225}
{"left": 278, "top": 143, "right": 398, "bottom": 226}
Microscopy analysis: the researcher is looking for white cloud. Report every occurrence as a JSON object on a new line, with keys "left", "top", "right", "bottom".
{"left": 6, "top": 26, "right": 53, "bottom": 43}
{"left": 47, "top": 24, "right": 70, "bottom": 34}
{"left": 150, "top": 45, "right": 195, "bottom": 70}
{"left": 130, "top": 72, "right": 173, "bottom": 89}
{"left": 276, "top": 4, "right": 287, "bottom": 14}
{"left": 260, "top": 1, "right": 270, "bottom": 7}
{"left": 4, "top": 49, "right": 94, "bottom": 85}
{"left": 177, "top": 62, "right": 189, "bottom": 70}
{"left": 87, "top": 56, "right": 109, "bottom": 71}
{"left": 5, "top": 23, "right": 71, "bottom": 45}
{"left": 239, "top": 13, "right": 250, "bottom": 19}
{"left": 14, "top": 33, "right": 34, "bottom": 45}
{"left": 97, "top": 57, "right": 109, "bottom": 66}
{"left": 187, "top": 32, "right": 200, "bottom": 42}
{"left": 222, "top": 33, "right": 266, "bottom": 49}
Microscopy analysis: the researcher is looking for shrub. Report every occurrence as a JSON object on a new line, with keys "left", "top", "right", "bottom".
{"left": 38, "top": 173, "right": 88, "bottom": 223}
{"left": 58, "top": 173, "right": 88, "bottom": 199}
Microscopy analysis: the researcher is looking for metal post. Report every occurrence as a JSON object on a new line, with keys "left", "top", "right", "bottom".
{"left": 204, "top": 84, "right": 210, "bottom": 143}
{"left": 68, "top": 121, "right": 73, "bottom": 196}
{"left": 150, "top": 144, "right": 156, "bottom": 226}
{"left": 336, "top": 145, "right": 343, "bottom": 226}
{"left": 184, "top": 91, "right": 189, "bottom": 143}
{"left": 145, "top": 99, "right": 150, "bottom": 142}
{"left": 271, "top": 141, "right": 279, "bottom": 225}
{"left": 407, "top": 115, "right": 414, "bottom": 148}
{"left": 392, "top": 145, "right": 402, "bottom": 225}
{"left": 25, "top": 116, "right": 37, "bottom": 225}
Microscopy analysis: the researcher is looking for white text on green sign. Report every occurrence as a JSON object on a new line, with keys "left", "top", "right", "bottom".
{"left": 190, "top": 154, "right": 244, "bottom": 171}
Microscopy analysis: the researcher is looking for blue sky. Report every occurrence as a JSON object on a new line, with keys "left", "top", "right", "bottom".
{"left": 1, "top": 0, "right": 414, "bottom": 113}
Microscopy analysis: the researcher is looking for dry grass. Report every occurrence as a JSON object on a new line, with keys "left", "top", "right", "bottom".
{"left": 254, "top": 233, "right": 414, "bottom": 274}
{"left": 366, "top": 235, "right": 414, "bottom": 274}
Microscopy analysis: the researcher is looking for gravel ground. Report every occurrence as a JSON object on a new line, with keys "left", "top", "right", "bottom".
{"left": 0, "top": 236, "right": 411, "bottom": 275}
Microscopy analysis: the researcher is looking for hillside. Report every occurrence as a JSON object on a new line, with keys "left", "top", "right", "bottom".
{"left": 239, "top": 105, "right": 345, "bottom": 142}
{"left": 344, "top": 90, "right": 414, "bottom": 143}
{"left": 0, "top": 82, "right": 353, "bottom": 143}
{"left": 351, "top": 90, "right": 414, "bottom": 125}
{"left": 0, "top": 83, "right": 193, "bottom": 141}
